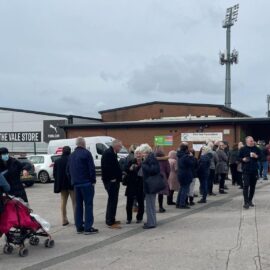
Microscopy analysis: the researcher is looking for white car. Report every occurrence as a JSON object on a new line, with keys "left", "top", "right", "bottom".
{"left": 28, "top": 154, "right": 60, "bottom": 183}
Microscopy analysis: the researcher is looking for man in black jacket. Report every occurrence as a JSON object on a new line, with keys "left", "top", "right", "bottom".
{"left": 53, "top": 146, "right": 75, "bottom": 226}
{"left": 101, "top": 139, "right": 123, "bottom": 228}
{"left": 0, "top": 147, "right": 31, "bottom": 203}
{"left": 239, "top": 136, "right": 262, "bottom": 209}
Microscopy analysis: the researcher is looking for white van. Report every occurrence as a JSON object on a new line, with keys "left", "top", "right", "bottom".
{"left": 47, "top": 136, "right": 128, "bottom": 168}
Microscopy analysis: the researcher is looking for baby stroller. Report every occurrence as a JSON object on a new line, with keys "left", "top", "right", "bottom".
{"left": 0, "top": 196, "right": 55, "bottom": 257}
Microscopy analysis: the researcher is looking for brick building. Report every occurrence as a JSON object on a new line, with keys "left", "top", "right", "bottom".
{"left": 61, "top": 102, "right": 270, "bottom": 152}
{"left": 100, "top": 101, "right": 247, "bottom": 122}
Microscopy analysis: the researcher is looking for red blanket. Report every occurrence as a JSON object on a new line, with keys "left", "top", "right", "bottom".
{"left": 0, "top": 199, "right": 40, "bottom": 234}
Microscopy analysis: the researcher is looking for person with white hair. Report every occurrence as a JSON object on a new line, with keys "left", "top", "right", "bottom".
{"left": 101, "top": 139, "right": 123, "bottom": 229}
{"left": 68, "top": 137, "right": 98, "bottom": 235}
{"left": 207, "top": 141, "right": 218, "bottom": 196}
{"left": 124, "top": 146, "right": 144, "bottom": 224}
{"left": 141, "top": 144, "right": 160, "bottom": 229}
{"left": 237, "top": 142, "right": 244, "bottom": 189}
{"left": 216, "top": 142, "right": 229, "bottom": 194}
{"left": 239, "top": 136, "right": 262, "bottom": 209}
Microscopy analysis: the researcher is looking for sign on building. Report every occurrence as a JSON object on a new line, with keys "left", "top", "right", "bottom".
{"left": 181, "top": 132, "right": 223, "bottom": 142}
{"left": 154, "top": 135, "right": 173, "bottom": 146}
{"left": 43, "top": 120, "right": 66, "bottom": 143}
{"left": 0, "top": 132, "right": 41, "bottom": 142}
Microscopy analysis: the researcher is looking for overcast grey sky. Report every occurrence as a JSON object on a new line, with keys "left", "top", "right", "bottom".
{"left": 0, "top": 0, "right": 269, "bottom": 117}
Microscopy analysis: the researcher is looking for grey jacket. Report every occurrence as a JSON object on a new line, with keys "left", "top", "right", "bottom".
{"left": 216, "top": 149, "right": 229, "bottom": 174}
{"left": 209, "top": 150, "right": 218, "bottom": 170}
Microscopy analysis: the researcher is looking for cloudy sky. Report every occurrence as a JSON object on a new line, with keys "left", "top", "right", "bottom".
{"left": 0, "top": 0, "right": 269, "bottom": 118}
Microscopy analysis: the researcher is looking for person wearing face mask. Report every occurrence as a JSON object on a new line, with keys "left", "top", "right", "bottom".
{"left": 0, "top": 148, "right": 31, "bottom": 203}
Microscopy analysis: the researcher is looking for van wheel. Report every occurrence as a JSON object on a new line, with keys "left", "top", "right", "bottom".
{"left": 39, "top": 171, "right": 50, "bottom": 184}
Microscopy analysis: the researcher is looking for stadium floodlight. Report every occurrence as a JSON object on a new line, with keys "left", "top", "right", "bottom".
{"left": 223, "top": 4, "right": 239, "bottom": 28}
{"left": 219, "top": 4, "right": 239, "bottom": 108}
{"left": 267, "top": 95, "right": 270, "bottom": 117}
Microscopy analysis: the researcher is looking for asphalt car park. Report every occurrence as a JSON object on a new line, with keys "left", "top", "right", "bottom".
{"left": 1, "top": 179, "right": 270, "bottom": 270}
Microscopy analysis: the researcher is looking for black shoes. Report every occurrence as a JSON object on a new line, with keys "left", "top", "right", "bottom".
{"left": 126, "top": 219, "right": 143, "bottom": 224}
{"left": 179, "top": 206, "right": 190, "bottom": 209}
{"left": 159, "top": 207, "right": 166, "bottom": 213}
{"left": 197, "top": 199, "right": 207, "bottom": 204}
{"left": 167, "top": 202, "right": 176, "bottom": 205}
{"left": 243, "top": 204, "right": 249, "bottom": 209}
{"left": 209, "top": 192, "right": 217, "bottom": 196}
{"left": 84, "top": 227, "right": 99, "bottom": 235}
{"left": 249, "top": 202, "right": 255, "bottom": 207}
{"left": 77, "top": 227, "right": 84, "bottom": 234}
{"left": 219, "top": 190, "right": 228, "bottom": 194}
{"left": 143, "top": 225, "right": 156, "bottom": 229}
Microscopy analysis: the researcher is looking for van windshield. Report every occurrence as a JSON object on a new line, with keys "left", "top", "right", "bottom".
{"left": 105, "top": 143, "right": 128, "bottom": 154}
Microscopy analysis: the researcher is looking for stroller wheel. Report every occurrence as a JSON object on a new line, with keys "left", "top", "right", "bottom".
{"left": 44, "top": 239, "right": 55, "bottom": 248}
{"left": 29, "top": 236, "right": 40, "bottom": 246}
{"left": 3, "top": 244, "right": 13, "bottom": 254}
{"left": 19, "top": 247, "right": 29, "bottom": 257}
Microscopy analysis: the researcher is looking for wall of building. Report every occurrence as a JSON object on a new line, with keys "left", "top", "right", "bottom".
{"left": 66, "top": 124, "right": 238, "bottom": 154}
{"left": 0, "top": 110, "right": 67, "bottom": 153}
{"left": 101, "top": 104, "right": 234, "bottom": 122}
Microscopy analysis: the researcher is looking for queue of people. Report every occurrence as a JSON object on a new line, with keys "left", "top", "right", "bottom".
{"left": 0, "top": 135, "right": 268, "bottom": 236}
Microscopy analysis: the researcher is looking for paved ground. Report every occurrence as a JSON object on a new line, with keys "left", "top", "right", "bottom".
{"left": 0, "top": 178, "right": 269, "bottom": 270}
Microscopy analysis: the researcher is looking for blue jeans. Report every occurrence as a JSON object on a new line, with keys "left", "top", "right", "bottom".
{"left": 258, "top": 161, "right": 268, "bottom": 178}
{"left": 74, "top": 184, "right": 95, "bottom": 231}
{"left": 177, "top": 184, "right": 190, "bottom": 207}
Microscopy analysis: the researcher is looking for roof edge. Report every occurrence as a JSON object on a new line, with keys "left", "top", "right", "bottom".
{"left": 0, "top": 107, "right": 101, "bottom": 121}
{"left": 98, "top": 101, "right": 248, "bottom": 117}
{"left": 61, "top": 117, "right": 270, "bottom": 130}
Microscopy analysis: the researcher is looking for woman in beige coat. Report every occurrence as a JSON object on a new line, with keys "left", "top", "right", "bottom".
{"left": 167, "top": 151, "right": 179, "bottom": 205}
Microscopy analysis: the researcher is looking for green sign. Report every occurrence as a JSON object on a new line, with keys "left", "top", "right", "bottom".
{"left": 154, "top": 135, "right": 173, "bottom": 146}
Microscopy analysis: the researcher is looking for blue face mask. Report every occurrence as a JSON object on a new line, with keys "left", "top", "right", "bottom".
{"left": 1, "top": 154, "right": 9, "bottom": 161}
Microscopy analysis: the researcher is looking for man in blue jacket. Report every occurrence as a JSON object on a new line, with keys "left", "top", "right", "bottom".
{"left": 68, "top": 137, "right": 98, "bottom": 234}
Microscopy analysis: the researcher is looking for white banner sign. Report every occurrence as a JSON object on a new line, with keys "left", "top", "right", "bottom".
{"left": 181, "top": 132, "right": 223, "bottom": 142}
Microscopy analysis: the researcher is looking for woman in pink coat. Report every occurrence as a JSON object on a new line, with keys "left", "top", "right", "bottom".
{"left": 155, "top": 149, "right": 170, "bottom": 213}
{"left": 167, "top": 151, "right": 179, "bottom": 205}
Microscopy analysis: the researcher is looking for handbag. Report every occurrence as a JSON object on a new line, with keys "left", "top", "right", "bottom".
{"left": 145, "top": 174, "right": 166, "bottom": 194}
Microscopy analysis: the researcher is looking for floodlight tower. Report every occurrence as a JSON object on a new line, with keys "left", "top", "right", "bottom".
{"left": 267, "top": 95, "right": 270, "bottom": 117}
{"left": 219, "top": 4, "right": 239, "bottom": 108}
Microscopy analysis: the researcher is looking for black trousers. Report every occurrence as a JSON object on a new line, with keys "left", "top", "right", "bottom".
{"left": 167, "top": 190, "right": 175, "bottom": 204}
{"left": 237, "top": 171, "right": 243, "bottom": 187}
{"left": 104, "top": 181, "right": 120, "bottom": 226}
{"left": 230, "top": 164, "right": 238, "bottom": 185}
{"left": 243, "top": 173, "right": 258, "bottom": 204}
{"left": 219, "top": 173, "right": 226, "bottom": 191}
{"left": 208, "top": 169, "right": 215, "bottom": 194}
{"left": 126, "top": 193, "right": 144, "bottom": 222}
